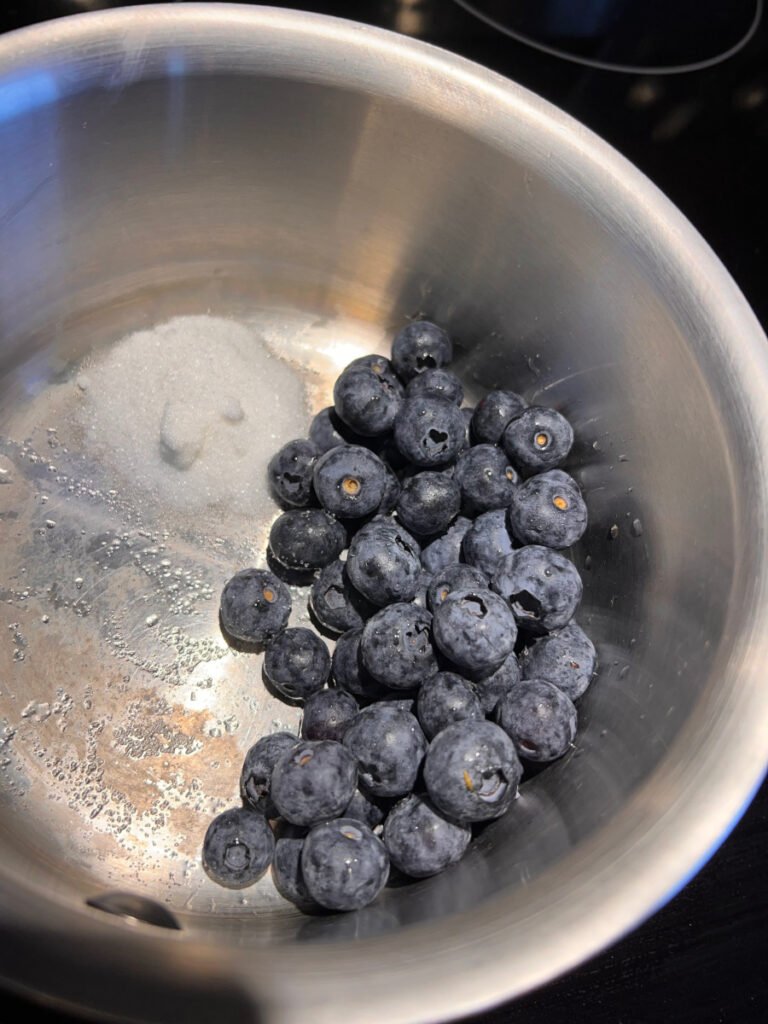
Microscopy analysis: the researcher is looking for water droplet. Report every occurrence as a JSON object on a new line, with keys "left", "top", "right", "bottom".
{"left": 592, "top": 440, "right": 602, "bottom": 452}
{"left": 631, "top": 518, "right": 644, "bottom": 537}
{"left": 145, "top": 614, "right": 159, "bottom": 628}
{"left": 618, "top": 454, "right": 628, "bottom": 462}
{"left": 41, "top": 615, "right": 49, "bottom": 624}
{"left": 583, "top": 555, "right": 592, "bottom": 570}
{"left": 74, "top": 577, "right": 84, "bottom": 590}
{"left": 619, "top": 665, "right": 630, "bottom": 679}
{"left": 609, "top": 524, "right": 619, "bottom": 540}
{"left": 45, "top": 519, "right": 56, "bottom": 529}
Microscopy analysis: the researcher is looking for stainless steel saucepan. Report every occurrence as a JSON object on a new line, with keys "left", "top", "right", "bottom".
{"left": 1, "top": 6, "right": 766, "bottom": 1023}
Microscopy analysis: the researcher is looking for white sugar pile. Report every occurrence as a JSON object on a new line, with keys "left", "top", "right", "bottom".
{"left": 78, "top": 315, "right": 307, "bottom": 514}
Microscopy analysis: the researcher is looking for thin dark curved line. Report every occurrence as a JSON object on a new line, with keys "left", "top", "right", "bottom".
{"left": 451, "top": 0, "right": 763, "bottom": 75}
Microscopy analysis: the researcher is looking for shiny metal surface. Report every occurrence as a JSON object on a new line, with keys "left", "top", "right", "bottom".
{"left": 1, "top": 5, "right": 767, "bottom": 1023}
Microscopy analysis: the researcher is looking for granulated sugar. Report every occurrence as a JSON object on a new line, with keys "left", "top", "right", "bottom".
{"left": 78, "top": 315, "right": 307, "bottom": 514}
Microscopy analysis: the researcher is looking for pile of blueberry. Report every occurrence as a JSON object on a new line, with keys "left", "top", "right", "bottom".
{"left": 203, "top": 321, "right": 596, "bottom": 913}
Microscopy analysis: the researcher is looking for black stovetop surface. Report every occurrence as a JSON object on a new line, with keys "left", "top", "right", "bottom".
{"left": 1, "top": 3, "right": 766, "bottom": 1022}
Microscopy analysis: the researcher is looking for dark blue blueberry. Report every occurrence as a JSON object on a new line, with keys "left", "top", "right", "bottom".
{"left": 496, "top": 678, "right": 577, "bottom": 762}
{"left": 519, "top": 621, "right": 597, "bottom": 701}
{"left": 309, "top": 559, "right": 375, "bottom": 636}
{"left": 270, "top": 739, "right": 358, "bottom": 826}
{"left": 344, "top": 788, "right": 388, "bottom": 829}
{"left": 395, "top": 471, "right": 461, "bottom": 537}
{"left": 360, "top": 603, "right": 437, "bottom": 690}
{"left": 423, "top": 720, "right": 522, "bottom": 823}
{"left": 345, "top": 518, "right": 422, "bottom": 606}
{"left": 331, "top": 627, "right": 390, "bottom": 701}
{"left": 432, "top": 587, "right": 517, "bottom": 679}
{"left": 502, "top": 406, "right": 574, "bottom": 473}
{"left": 343, "top": 704, "right": 427, "bottom": 798}
{"left": 472, "top": 652, "right": 521, "bottom": 715}
{"left": 394, "top": 396, "right": 466, "bottom": 468}
{"left": 378, "top": 465, "right": 402, "bottom": 514}
{"left": 410, "top": 568, "right": 434, "bottom": 609}
{"left": 268, "top": 509, "right": 346, "bottom": 572}
{"left": 309, "top": 406, "right": 357, "bottom": 453}
{"left": 391, "top": 321, "right": 453, "bottom": 382}
{"left": 454, "top": 444, "right": 519, "bottom": 515}
{"left": 202, "top": 807, "right": 275, "bottom": 889}
{"left": 240, "top": 732, "right": 298, "bottom": 815}
{"left": 491, "top": 545, "right": 583, "bottom": 634}
{"left": 267, "top": 438, "right": 320, "bottom": 508}
{"left": 421, "top": 516, "right": 473, "bottom": 573}
{"left": 333, "top": 356, "right": 404, "bottom": 437}
{"left": 264, "top": 627, "right": 331, "bottom": 701}
{"left": 471, "top": 390, "right": 527, "bottom": 445}
{"left": 272, "top": 832, "right": 318, "bottom": 911}
{"left": 426, "top": 563, "right": 488, "bottom": 611}
{"left": 313, "top": 445, "right": 389, "bottom": 519}
{"left": 405, "top": 368, "right": 464, "bottom": 406}
{"left": 416, "top": 671, "right": 485, "bottom": 740}
{"left": 383, "top": 793, "right": 471, "bottom": 878}
{"left": 220, "top": 568, "right": 291, "bottom": 645}
{"left": 507, "top": 470, "right": 588, "bottom": 549}
{"left": 461, "top": 508, "right": 515, "bottom": 578}
{"left": 301, "top": 818, "right": 389, "bottom": 911}
{"left": 301, "top": 688, "right": 359, "bottom": 742}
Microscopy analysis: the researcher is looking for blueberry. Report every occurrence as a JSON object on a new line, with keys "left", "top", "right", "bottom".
{"left": 343, "top": 704, "right": 427, "bottom": 798}
{"left": 426, "top": 563, "right": 488, "bottom": 611}
{"left": 496, "top": 678, "right": 577, "bottom": 762}
{"left": 264, "top": 627, "right": 331, "bottom": 702}
{"left": 309, "top": 406, "right": 355, "bottom": 453}
{"left": 268, "top": 438, "right": 320, "bottom": 508}
{"left": 270, "top": 739, "right": 358, "bottom": 826}
{"left": 409, "top": 567, "right": 435, "bottom": 610}
{"left": 383, "top": 793, "right": 471, "bottom": 878}
{"left": 240, "top": 732, "right": 299, "bottom": 815}
{"left": 360, "top": 602, "right": 437, "bottom": 689}
{"left": 472, "top": 652, "right": 521, "bottom": 714}
{"left": 423, "top": 720, "right": 521, "bottom": 823}
{"left": 343, "top": 788, "right": 387, "bottom": 829}
{"left": 394, "top": 396, "right": 466, "bottom": 468}
{"left": 395, "top": 471, "right": 461, "bottom": 537}
{"left": 502, "top": 406, "right": 574, "bottom": 473}
{"left": 272, "top": 832, "right": 318, "bottom": 911}
{"left": 461, "top": 508, "right": 515, "bottom": 578}
{"left": 432, "top": 587, "right": 517, "bottom": 679}
{"left": 313, "top": 445, "right": 389, "bottom": 519}
{"left": 507, "top": 470, "right": 588, "bottom": 549}
{"left": 519, "top": 621, "right": 597, "bottom": 700}
{"left": 421, "top": 516, "right": 473, "bottom": 573}
{"left": 301, "top": 688, "right": 359, "bottom": 742}
{"left": 471, "top": 390, "right": 527, "bottom": 445}
{"left": 202, "top": 807, "right": 275, "bottom": 889}
{"left": 416, "top": 671, "right": 485, "bottom": 740}
{"left": 391, "top": 321, "right": 453, "bottom": 382}
{"left": 309, "top": 559, "right": 375, "bottom": 636}
{"left": 331, "top": 627, "right": 390, "bottom": 701}
{"left": 345, "top": 518, "right": 422, "bottom": 606}
{"left": 301, "top": 818, "right": 389, "bottom": 911}
{"left": 491, "top": 545, "right": 583, "bottom": 635}
{"left": 333, "top": 357, "right": 404, "bottom": 437}
{"left": 405, "top": 368, "right": 464, "bottom": 406}
{"left": 220, "top": 568, "right": 291, "bottom": 645}
{"left": 378, "top": 465, "right": 402, "bottom": 514}
{"left": 454, "top": 444, "right": 519, "bottom": 515}
{"left": 268, "top": 509, "right": 346, "bottom": 572}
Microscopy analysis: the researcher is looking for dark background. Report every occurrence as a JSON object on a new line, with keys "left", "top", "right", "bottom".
{"left": 1, "top": 3, "right": 766, "bottom": 1022}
